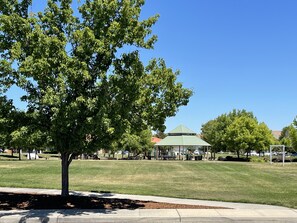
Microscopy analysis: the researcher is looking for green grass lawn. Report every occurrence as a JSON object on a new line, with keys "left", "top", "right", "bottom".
{"left": 0, "top": 160, "right": 297, "bottom": 208}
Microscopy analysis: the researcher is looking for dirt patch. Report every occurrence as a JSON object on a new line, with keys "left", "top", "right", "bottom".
{"left": 0, "top": 192, "right": 227, "bottom": 210}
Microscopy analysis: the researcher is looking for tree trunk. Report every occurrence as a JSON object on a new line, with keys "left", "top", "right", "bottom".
{"left": 61, "top": 153, "right": 72, "bottom": 197}
{"left": 237, "top": 150, "right": 240, "bottom": 159}
{"left": 28, "top": 149, "right": 31, "bottom": 160}
{"left": 18, "top": 148, "right": 22, "bottom": 160}
{"left": 11, "top": 148, "right": 14, "bottom": 157}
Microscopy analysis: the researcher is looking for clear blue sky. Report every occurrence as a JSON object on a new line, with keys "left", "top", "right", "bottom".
{"left": 7, "top": 0, "right": 297, "bottom": 133}
{"left": 139, "top": 0, "right": 297, "bottom": 133}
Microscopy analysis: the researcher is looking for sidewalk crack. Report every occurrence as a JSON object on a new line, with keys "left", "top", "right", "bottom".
{"left": 176, "top": 209, "right": 182, "bottom": 222}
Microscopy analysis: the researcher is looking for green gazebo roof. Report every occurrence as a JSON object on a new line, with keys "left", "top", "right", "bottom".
{"left": 168, "top": 124, "right": 196, "bottom": 135}
{"left": 155, "top": 125, "right": 211, "bottom": 147}
{"left": 155, "top": 135, "right": 211, "bottom": 146}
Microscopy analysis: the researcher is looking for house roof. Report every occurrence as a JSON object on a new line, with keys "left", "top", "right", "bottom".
{"left": 272, "top": 131, "right": 281, "bottom": 140}
{"left": 151, "top": 137, "right": 162, "bottom": 143}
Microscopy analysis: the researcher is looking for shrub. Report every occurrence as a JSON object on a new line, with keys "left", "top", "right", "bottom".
{"left": 250, "top": 156, "right": 267, "bottom": 163}
{"left": 218, "top": 156, "right": 225, "bottom": 161}
{"left": 224, "top": 156, "right": 250, "bottom": 162}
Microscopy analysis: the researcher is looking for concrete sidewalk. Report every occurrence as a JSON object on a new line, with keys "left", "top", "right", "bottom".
{"left": 0, "top": 187, "right": 297, "bottom": 222}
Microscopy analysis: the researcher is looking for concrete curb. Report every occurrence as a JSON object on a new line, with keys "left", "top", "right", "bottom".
{"left": 1, "top": 187, "right": 297, "bottom": 222}
{"left": 0, "top": 187, "right": 291, "bottom": 209}
{"left": 1, "top": 209, "right": 297, "bottom": 223}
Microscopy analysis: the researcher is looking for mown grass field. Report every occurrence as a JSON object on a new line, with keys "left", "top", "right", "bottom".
{"left": 0, "top": 160, "right": 296, "bottom": 208}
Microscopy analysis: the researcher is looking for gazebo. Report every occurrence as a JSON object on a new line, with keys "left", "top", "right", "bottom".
{"left": 155, "top": 125, "right": 211, "bottom": 160}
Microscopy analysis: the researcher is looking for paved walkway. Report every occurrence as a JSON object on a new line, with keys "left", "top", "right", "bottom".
{"left": 0, "top": 187, "right": 297, "bottom": 222}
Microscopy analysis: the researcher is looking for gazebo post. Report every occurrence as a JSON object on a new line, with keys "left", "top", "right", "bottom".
{"left": 156, "top": 146, "right": 159, "bottom": 160}
{"left": 179, "top": 146, "right": 181, "bottom": 160}
{"left": 203, "top": 146, "right": 205, "bottom": 159}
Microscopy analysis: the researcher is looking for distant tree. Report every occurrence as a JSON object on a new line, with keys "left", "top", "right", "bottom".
{"left": 225, "top": 116, "right": 258, "bottom": 158}
{"left": 253, "top": 122, "right": 274, "bottom": 156}
{"left": 11, "top": 125, "right": 46, "bottom": 159}
{"left": 290, "top": 128, "right": 297, "bottom": 152}
{"left": 114, "top": 129, "right": 153, "bottom": 158}
{"left": 0, "top": 96, "right": 15, "bottom": 150}
{"left": 154, "top": 130, "right": 167, "bottom": 139}
{"left": 228, "top": 109, "right": 255, "bottom": 120}
{"left": 138, "top": 129, "right": 154, "bottom": 156}
{"left": 202, "top": 115, "right": 230, "bottom": 152}
{"left": 202, "top": 109, "right": 274, "bottom": 159}
{"left": 280, "top": 126, "right": 290, "bottom": 139}
{"left": 279, "top": 126, "right": 291, "bottom": 148}
{"left": 121, "top": 133, "right": 141, "bottom": 156}
{"left": 225, "top": 116, "right": 275, "bottom": 158}
{"left": 201, "top": 109, "right": 255, "bottom": 157}
{"left": 0, "top": 0, "right": 192, "bottom": 196}
{"left": 292, "top": 130, "right": 297, "bottom": 152}
{"left": 10, "top": 127, "right": 25, "bottom": 159}
{"left": 201, "top": 119, "right": 222, "bottom": 156}
{"left": 280, "top": 125, "right": 297, "bottom": 152}
{"left": 0, "top": 96, "right": 28, "bottom": 158}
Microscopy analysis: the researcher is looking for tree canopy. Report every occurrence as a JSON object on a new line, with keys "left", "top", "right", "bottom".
{"left": 201, "top": 109, "right": 274, "bottom": 158}
{"left": 0, "top": 0, "right": 192, "bottom": 196}
{"left": 279, "top": 125, "right": 297, "bottom": 152}
{"left": 0, "top": 96, "right": 15, "bottom": 148}
{"left": 111, "top": 128, "right": 153, "bottom": 157}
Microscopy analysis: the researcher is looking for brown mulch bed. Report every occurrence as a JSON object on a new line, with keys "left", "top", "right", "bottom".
{"left": 0, "top": 192, "right": 227, "bottom": 210}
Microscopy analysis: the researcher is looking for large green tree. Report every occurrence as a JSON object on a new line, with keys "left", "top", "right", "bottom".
{"left": 252, "top": 122, "right": 274, "bottom": 155}
{"left": 201, "top": 116, "right": 228, "bottom": 154}
{"left": 225, "top": 116, "right": 257, "bottom": 158}
{"left": 0, "top": 0, "right": 192, "bottom": 196}
{"left": 201, "top": 109, "right": 255, "bottom": 155}
{"left": 280, "top": 125, "right": 297, "bottom": 152}
{"left": 201, "top": 109, "right": 273, "bottom": 158}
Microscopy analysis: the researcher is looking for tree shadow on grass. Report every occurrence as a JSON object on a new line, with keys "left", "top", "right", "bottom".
{"left": 0, "top": 192, "right": 145, "bottom": 210}
{"left": 0, "top": 192, "right": 144, "bottom": 222}
{"left": 0, "top": 154, "right": 19, "bottom": 159}
{"left": 0, "top": 209, "right": 118, "bottom": 223}
{"left": 0, "top": 192, "right": 228, "bottom": 222}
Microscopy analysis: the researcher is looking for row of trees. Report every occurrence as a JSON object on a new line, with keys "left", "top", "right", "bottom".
{"left": 201, "top": 109, "right": 277, "bottom": 159}
{"left": 0, "top": 0, "right": 192, "bottom": 196}
{"left": 107, "top": 110, "right": 297, "bottom": 160}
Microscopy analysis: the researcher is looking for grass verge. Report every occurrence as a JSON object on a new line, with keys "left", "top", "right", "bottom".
{"left": 0, "top": 160, "right": 296, "bottom": 208}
